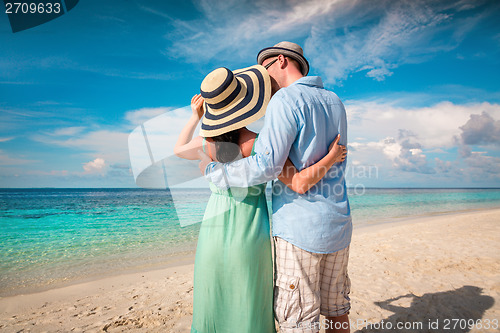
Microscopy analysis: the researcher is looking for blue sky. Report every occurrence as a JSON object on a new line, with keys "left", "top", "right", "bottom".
{"left": 1, "top": 0, "right": 499, "bottom": 188}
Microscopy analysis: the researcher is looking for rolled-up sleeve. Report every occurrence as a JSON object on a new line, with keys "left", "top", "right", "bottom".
{"left": 204, "top": 96, "right": 299, "bottom": 189}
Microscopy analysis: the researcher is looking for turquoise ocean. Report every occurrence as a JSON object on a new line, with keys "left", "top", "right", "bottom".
{"left": 1, "top": 188, "right": 499, "bottom": 296}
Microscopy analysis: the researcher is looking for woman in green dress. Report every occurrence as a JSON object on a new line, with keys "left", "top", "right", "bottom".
{"left": 174, "top": 66, "right": 346, "bottom": 333}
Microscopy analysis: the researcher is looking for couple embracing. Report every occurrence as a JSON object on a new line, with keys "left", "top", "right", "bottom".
{"left": 174, "top": 41, "right": 352, "bottom": 333}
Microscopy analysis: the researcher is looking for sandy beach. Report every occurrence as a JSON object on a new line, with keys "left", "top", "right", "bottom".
{"left": 1, "top": 208, "right": 499, "bottom": 332}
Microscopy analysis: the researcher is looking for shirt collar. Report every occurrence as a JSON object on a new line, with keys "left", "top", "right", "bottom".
{"left": 290, "top": 76, "right": 324, "bottom": 88}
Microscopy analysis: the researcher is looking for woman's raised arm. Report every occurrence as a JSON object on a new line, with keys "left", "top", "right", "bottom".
{"left": 278, "top": 135, "right": 347, "bottom": 194}
{"left": 174, "top": 94, "right": 205, "bottom": 160}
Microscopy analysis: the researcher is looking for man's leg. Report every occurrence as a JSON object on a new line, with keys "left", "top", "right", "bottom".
{"left": 320, "top": 246, "right": 351, "bottom": 333}
{"left": 273, "top": 236, "right": 322, "bottom": 333}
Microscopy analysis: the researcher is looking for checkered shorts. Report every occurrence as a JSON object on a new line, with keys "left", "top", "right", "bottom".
{"left": 273, "top": 237, "right": 351, "bottom": 333}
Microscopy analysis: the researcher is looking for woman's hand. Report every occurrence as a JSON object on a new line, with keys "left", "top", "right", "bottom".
{"left": 278, "top": 135, "right": 347, "bottom": 195}
{"left": 191, "top": 94, "right": 204, "bottom": 120}
{"left": 328, "top": 135, "right": 347, "bottom": 164}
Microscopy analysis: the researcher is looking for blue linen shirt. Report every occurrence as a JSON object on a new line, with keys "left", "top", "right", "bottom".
{"left": 204, "top": 76, "right": 352, "bottom": 253}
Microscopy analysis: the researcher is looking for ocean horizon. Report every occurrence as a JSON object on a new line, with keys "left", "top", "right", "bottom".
{"left": 1, "top": 187, "right": 499, "bottom": 297}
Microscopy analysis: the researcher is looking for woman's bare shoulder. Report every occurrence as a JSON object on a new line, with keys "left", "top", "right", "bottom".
{"left": 239, "top": 128, "right": 257, "bottom": 158}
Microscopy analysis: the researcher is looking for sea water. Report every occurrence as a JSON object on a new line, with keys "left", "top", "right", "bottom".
{"left": 0, "top": 188, "right": 499, "bottom": 296}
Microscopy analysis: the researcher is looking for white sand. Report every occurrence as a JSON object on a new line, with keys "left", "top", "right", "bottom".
{"left": 1, "top": 208, "right": 499, "bottom": 332}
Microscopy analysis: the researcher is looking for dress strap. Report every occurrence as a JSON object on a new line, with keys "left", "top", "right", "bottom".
{"left": 202, "top": 137, "right": 214, "bottom": 160}
{"left": 251, "top": 134, "right": 259, "bottom": 156}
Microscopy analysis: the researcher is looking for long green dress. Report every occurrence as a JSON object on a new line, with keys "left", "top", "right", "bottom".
{"left": 191, "top": 138, "right": 276, "bottom": 333}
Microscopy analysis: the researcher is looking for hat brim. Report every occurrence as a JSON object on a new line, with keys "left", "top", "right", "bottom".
{"left": 257, "top": 46, "right": 309, "bottom": 76}
{"left": 200, "top": 65, "right": 271, "bottom": 138}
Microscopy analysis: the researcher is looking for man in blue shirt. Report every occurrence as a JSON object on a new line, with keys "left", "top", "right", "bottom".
{"left": 202, "top": 41, "right": 352, "bottom": 333}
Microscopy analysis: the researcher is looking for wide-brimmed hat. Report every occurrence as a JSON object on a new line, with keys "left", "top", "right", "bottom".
{"left": 199, "top": 65, "right": 271, "bottom": 137}
{"left": 257, "top": 41, "right": 309, "bottom": 76}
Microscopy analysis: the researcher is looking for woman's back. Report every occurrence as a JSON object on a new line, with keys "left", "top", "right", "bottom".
{"left": 202, "top": 128, "right": 257, "bottom": 162}
{"left": 202, "top": 128, "right": 264, "bottom": 199}
{"left": 192, "top": 130, "right": 276, "bottom": 333}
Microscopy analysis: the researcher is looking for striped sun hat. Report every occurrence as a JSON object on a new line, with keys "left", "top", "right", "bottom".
{"left": 199, "top": 65, "right": 271, "bottom": 137}
{"left": 257, "top": 41, "right": 309, "bottom": 76}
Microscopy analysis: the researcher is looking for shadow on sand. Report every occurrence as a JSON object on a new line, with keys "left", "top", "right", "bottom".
{"left": 355, "top": 285, "right": 495, "bottom": 332}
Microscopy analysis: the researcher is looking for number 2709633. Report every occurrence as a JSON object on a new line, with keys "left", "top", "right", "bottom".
{"left": 5, "top": 2, "right": 61, "bottom": 14}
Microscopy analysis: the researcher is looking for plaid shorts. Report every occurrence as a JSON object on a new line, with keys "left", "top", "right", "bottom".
{"left": 273, "top": 237, "right": 351, "bottom": 333}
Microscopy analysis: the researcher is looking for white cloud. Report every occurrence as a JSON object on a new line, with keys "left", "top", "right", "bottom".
{"left": 0, "top": 137, "right": 14, "bottom": 142}
{"left": 346, "top": 100, "right": 500, "bottom": 149}
{"left": 365, "top": 66, "right": 394, "bottom": 81}
{"left": 164, "top": 0, "right": 354, "bottom": 64}
{"left": 305, "top": 0, "right": 475, "bottom": 83}
{"left": 29, "top": 106, "right": 195, "bottom": 184}
{"left": 12, "top": 95, "right": 500, "bottom": 186}
{"left": 30, "top": 107, "right": 192, "bottom": 169}
{"left": 265, "top": 0, "right": 350, "bottom": 34}
{"left": 346, "top": 100, "right": 500, "bottom": 180}
{"left": 163, "top": 0, "right": 486, "bottom": 84}
{"left": 459, "top": 111, "right": 500, "bottom": 145}
{"left": 83, "top": 158, "right": 106, "bottom": 174}
{"left": 350, "top": 135, "right": 435, "bottom": 174}
{"left": 464, "top": 152, "right": 500, "bottom": 176}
